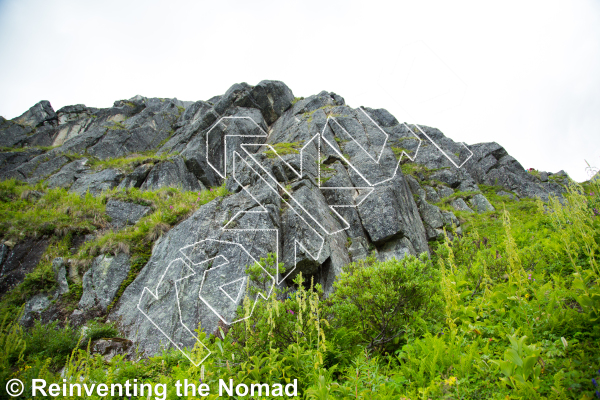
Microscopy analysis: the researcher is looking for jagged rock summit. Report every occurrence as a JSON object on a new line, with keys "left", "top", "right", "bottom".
{"left": 0, "top": 80, "right": 570, "bottom": 358}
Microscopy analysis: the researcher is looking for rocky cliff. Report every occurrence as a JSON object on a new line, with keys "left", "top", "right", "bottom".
{"left": 0, "top": 81, "right": 570, "bottom": 359}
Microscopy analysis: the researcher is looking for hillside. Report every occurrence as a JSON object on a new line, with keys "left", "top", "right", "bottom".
{"left": 0, "top": 81, "right": 598, "bottom": 399}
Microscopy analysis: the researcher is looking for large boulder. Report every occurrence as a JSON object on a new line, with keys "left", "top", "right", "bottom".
{"left": 451, "top": 198, "right": 474, "bottom": 213}
{"left": 108, "top": 189, "right": 281, "bottom": 358}
{"left": 117, "top": 163, "right": 153, "bottom": 189}
{"left": 70, "top": 169, "right": 124, "bottom": 196}
{"left": 140, "top": 156, "right": 204, "bottom": 192}
{"left": 45, "top": 159, "right": 90, "bottom": 189}
{"left": 470, "top": 193, "right": 495, "bottom": 213}
{"left": 105, "top": 199, "right": 151, "bottom": 229}
{"left": 19, "top": 294, "right": 51, "bottom": 327}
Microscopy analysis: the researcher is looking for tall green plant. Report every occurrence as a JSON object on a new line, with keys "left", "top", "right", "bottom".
{"left": 328, "top": 254, "right": 443, "bottom": 352}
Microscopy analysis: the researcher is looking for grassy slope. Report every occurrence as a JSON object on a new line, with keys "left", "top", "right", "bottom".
{"left": 0, "top": 173, "right": 228, "bottom": 322}
{"left": 0, "top": 170, "right": 599, "bottom": 399}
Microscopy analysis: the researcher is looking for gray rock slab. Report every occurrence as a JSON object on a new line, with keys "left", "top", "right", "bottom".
{"left": 424, "top": 185, "right": 441, "bottom": 203}
{"left": 0, "top": 239, "right": 49, "bottom": 296}
{"left": 0, "top": 116, "right": 33, "bottom": 147}
{"left": 12, "top": 100, "right": 57, "bottom": 127}
{"left": 108, "top": 189, "right": 281, "bottom": 359}
{"left": 140, "top": 156, "right": 204, "bottom": 192}
{"left": 117, "top": 163, "right": 153, "bottom": 189}
{"left": 106, "top": 199, "right": 151, "bottom": 229}
{"left": 19, "top": 293, "right": 51, "bottom": 326}
{"left": 470, "top": 193, "right": 495, "bottom": 213}
{"left": 357, "top": 175, "right": 429, "bottom": 255}
{"left": 451, "top": 198, "right": 474, "bottom": 213}
{"left": 52, "top": 257, "right": 69, "bottom": 298}
{"left": 437, "top": 185, "right": 454, "bottom": 198}
{"left": 79, "top": 253, "right": 131, "bottom": 312}
{"left": 46, "top": 158, "right": 90, "bottom": 189}
{"left": 70, "top": 169, "right": 124, "bottom": 196}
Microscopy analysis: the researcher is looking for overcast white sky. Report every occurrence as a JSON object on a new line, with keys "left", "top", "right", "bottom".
{"left": 1, "top": 0, "right": 598, "bottom": 181}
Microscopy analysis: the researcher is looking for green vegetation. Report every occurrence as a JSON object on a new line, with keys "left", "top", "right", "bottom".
{"left": 328, "top": 253, "right": 442, "bottom": 351}
{"left": 316, "top": 156, "right": 336, "bottom": 185}
{"left": 0, "top": 179, "right": 229, "bottom": 323}
{"left": 301, "top": 104, "right": 347, "bottom": 124}
{"left": 1, "top": 177, "right": 599, "bottom": 398}
{"left": 400, "top": 163, "right": 450, "bottom": 180}
{"left": 334, "top": 136, "right": 347, "bottom": 144}
{"left": 107, "top": 121, "right": 127, "bottom": 130}
{"left": 85, "top": 151, "right": 174, "bottom": 174}
{"left": 264, "top": 141, "right": 304, "bottom": 158}
{"left": 433, "top": 188, "right": 481, "bottom": 213}
{"left": 0, "top": 179, "right": 107, "bottom": 242}
{"left": 291, "top": 97, "right": 304, "bottom": 105}
{"left": 0, "top": 145, "right": 58, "bottom": 153}
{"left": 391, "top": 146, "right": 415, "bottom": 160}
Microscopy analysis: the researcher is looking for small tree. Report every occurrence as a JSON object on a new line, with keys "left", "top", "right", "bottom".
{"left": 328, "top": 253, "right": 443, "bottom": 352}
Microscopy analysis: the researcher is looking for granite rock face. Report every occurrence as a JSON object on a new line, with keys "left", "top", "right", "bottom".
{"left": 52, "top": 257, "right": 69, "bottom": 298}
{"left": 105, "top": 199, "right": 151, "bottom": 229}
{"left": 140, "top": 156, "right": 204, "bottom": 192}
{"left": 470, "top": 193, "right": 496, "bottom": 213}
{"left": 0, "top": 80, "right": 571, "bottom": 358}
{"left": 70, "top": 169, "right": 124, "bottom": 196}
{"left": 19, "top": 294, "right": 51, "bottom": 327}
{"left": 79, "top": 253, "right": 131, "bottom": 312}
{"left": 451, "top": 198, "right": 474, "bottom": 213}
{"left": 0, "top": 239, "right": 49, "bottom": 296}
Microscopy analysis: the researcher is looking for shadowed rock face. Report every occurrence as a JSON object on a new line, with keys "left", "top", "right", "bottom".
{"left": 0, "top": 80, "right": 570, "bottom": 357}
{"left": 0, "top": 239, "right": 50, "bottom": 297}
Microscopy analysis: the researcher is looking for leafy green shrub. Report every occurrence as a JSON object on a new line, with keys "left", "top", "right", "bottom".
{"left": 328, "top": 253, "right": 443, "bottom": 352}
{"left": 0, "top": 312, "right": 26, "bottom": 390}
{"left": 84, "top": 321, "right": 119, "bottom": 342}
{"left": 23, "top": 321, "right": 80, "bottom": 367}
{"left": 229, "top": 256, "right": 327, "bottom": 366}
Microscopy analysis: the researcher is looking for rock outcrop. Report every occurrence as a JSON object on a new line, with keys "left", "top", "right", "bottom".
{"left": 0, "top": 80, "right": 571, "bottom": 359}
